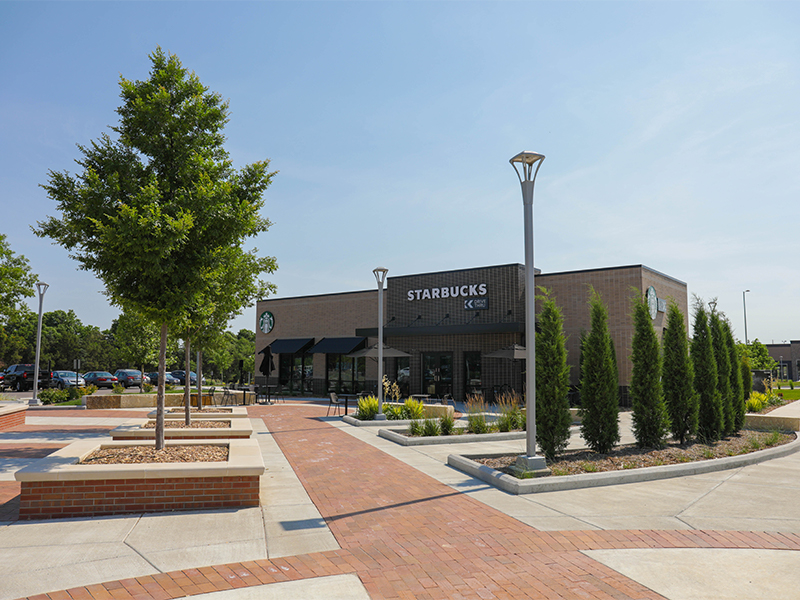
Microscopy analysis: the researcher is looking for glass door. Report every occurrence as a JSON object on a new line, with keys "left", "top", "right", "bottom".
{"left": 422, "top": 352, "right": 453, "bottom": 398}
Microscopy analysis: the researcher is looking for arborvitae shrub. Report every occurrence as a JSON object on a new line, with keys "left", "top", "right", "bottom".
{"left": 662, "top": 301, "right": 697, "bottom": 445}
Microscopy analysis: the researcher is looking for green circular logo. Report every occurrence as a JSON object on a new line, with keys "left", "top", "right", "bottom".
{"left": 646, "top": 286, "right": 657, "bottom": 321}
{"left": 259, "top": 311, "right": 275, "bottom": 334}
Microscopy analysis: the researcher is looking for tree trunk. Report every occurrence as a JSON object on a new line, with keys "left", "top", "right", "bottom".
{"left": 184, "top": 336, "right": 191, "bottom": 426}
{"left": 156, "top": 322, "right": 168, "bottom": 450}
{"left": 196, "top": 349, "right": 203, "bottom": 409}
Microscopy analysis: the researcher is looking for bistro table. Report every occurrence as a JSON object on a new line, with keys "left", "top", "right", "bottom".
{"left": 338, "top": 393, "right": 360, "bottom": 416}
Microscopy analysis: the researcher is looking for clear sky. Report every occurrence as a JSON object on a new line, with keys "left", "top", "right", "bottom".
{"left": 2, "top": 1, "right": 798, "bottom": 345}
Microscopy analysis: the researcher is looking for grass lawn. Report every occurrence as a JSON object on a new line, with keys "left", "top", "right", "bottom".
{"left": 776, "top": 388, "right": 800, "bottom": 401}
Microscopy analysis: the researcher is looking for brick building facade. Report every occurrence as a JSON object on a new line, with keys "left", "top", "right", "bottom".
{"left": 254, "top": 263, "right": 688, "bottom": 403}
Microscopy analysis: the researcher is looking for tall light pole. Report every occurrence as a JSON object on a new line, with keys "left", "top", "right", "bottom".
{"left": 373, "top": 267, "right": 388, "bottom": 420}
{"left": 510, "top": 151, "right": 546, "bottom": 473}
{"left": 31, "top": 281, "right": 49, "bottom": 405}
{"left": 742, "top": 290, "right": 750, "bottom": 345}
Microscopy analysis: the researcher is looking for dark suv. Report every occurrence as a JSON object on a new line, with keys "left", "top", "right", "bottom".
{"left": 113, "top": 369, "right": 144, "bottom": 389}
{"left": 2, "top": 364, "right": 53, "bottom": 392}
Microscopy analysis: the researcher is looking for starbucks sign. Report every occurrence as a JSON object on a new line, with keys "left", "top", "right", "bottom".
{"left": 259, "top": 311, "right": 275, "bottom": 334}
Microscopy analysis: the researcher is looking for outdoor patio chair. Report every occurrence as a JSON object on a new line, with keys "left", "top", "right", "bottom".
{"left": 327, "top": 392, "right": 342, "bottom": 417}
{"left": 222, "top": 387, "right": 234, "bottom": 406}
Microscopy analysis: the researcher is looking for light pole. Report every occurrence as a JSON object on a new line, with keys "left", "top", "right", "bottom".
{"left": 510, "top": 151, "right": 546, "bottom": 473}
{"left": 373, "top": 267, "right": 388, "bottom": 420}
{"left": 742, "top": 290, "right": 750, "bottom": 345}
{"left": 31, "top": 282, "right": 49, "bottom": 405}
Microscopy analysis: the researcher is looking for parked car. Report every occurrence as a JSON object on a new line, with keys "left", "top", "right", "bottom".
{"left": 113, "top": 369, "right": 144, "bottom": 389}
{"left": 82, "top": 371, "right": 118, "bottom": 388}
{"left": 145, "top": 371, "right": 180, "bottom": 387}
{"left": 2, "top": 364, "right": 53, "bottom": 392}
{"left": 52, "top": 371, "right": 86, "bottom": 389}
{"left": 170, "top": 370, "right": 203, "bottom": 386}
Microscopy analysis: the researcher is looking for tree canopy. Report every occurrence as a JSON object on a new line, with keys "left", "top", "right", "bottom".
{"left": 0, "top": 234, "right": 37, "bottom": 320}
{"left": 35, "top": 47, "right": 276, "bottom": 447}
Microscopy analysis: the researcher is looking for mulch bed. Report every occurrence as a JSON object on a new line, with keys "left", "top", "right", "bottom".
{"left": 166, "top": 408, "right": 232, "bottom": 413}
{"left": 143, "top": 420, "right": 229, "bottom": 429}
{"left": 80, "top": 445, "right": 228, "bottom": 464}
{"left": 474, "top": 429, "right": 796, "bottom": 477}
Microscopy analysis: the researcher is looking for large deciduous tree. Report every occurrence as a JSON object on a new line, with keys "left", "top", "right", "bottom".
{"left": 662, "top": 300, "right": 697, "bottom": 445}
{"left": 579, "top": 287, "right": 619, "bottom": 454}
{"left": 534, "top": 287, "right": 572, "bottom": 461}
{"left": 35, "top": 48, "right": 276, "bottom": 448}
{"left": 629, "top": 291, "right": 670, "bottom": 448}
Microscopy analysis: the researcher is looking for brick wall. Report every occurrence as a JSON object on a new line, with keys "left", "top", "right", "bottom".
{"left": 18, "top": 475, "right": 260, "bottom": 520}
{"left": 0, "top": 407, "right": 25, "bottom": 431}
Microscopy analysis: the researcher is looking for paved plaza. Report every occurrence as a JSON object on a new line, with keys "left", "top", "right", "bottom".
{"left": 1, "top": 401, "right": 799, "bottom": 599}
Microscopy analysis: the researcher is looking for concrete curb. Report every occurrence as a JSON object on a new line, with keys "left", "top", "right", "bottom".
{"left": 447, "top": 432, "right": 800, "bottom": 495}
{"left": 379, "top": 427, "right": 526, "bottom": 446}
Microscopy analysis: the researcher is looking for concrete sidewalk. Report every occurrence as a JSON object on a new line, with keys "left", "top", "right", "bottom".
{"left": 0, "top": 401, "right": 799, "bottom": 599}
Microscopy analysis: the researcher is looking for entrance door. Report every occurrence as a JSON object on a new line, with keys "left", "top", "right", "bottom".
{"left": 422, "top": 352, "right": 453, "bottom": 398}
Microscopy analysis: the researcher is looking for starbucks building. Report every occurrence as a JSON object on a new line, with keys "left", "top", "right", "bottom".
{"left": 254, "top": 263, "right": 688, "bottom": 403}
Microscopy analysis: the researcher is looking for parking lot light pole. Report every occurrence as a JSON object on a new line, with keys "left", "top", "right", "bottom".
{"left": 373, "top": 267, "right": 389, "bottom": 420}
{"left": 743, "top": 290, "right": 750, "bottom": 345}
{"left": 510, "top": 151, "right": 547, "bottom": 473}
{"left": 31, "top": 282, "right": 49, "bottom": 406}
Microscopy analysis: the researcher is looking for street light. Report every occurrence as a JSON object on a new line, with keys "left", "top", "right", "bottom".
{"left": 510, "top": 151, "right": 546, "bottom": 473}
{"left": 31, "top": 282, "right": 49, "bottom": 405}
{"left": 373, "top": 267, "right": 389, "bottom": 421}
{"left": 742, "top": 290, "right": 750, "bottom": 345}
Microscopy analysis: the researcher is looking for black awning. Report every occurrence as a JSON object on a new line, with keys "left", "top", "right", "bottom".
{"left": 268, "top": 338, "right": 315, "bottom": 354}
{"left": 307, "top": 337, "right": 366, "bottom": 354}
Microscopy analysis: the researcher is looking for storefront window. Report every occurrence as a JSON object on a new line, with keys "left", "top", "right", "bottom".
{"left": 464, "top": 351, "right": 481, "bottom": 396}
{"left": 396, "top": 357, "right": 410, "bottom": 397}
{"left": 326, "top": 354, "right": 365, "bottom": 393}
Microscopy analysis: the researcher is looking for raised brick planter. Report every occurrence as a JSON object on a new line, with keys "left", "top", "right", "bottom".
{"left": 111, "top": 417, "right": 253, "bottom": 440}
{"left": 148, "top": 406, "right": 249, "bottom": 419}
{"left": 15, "top": 438, "right": 264, "bottom": 520}
{"left": 0, "top": 404, "right": 26, "bottom": 430}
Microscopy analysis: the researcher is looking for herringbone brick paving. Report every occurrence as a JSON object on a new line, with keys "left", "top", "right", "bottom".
{"left": 9, "top": 405, "right": 800, "bottom": 599}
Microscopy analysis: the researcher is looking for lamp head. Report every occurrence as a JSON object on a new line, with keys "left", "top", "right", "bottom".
{"left": 36, "top": 281, "right": 49, "bottom": 296}
{"left": 373, "top": 267, "right": 388, "bottom": 286}
{"left": 510, "top": 151, "right": 545, "bottom": 183}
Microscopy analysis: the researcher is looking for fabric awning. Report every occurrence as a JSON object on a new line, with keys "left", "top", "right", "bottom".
{"left": 348, "top": 344, "right": 411, "bottom": 359}
{"left": 307, "top": 337, "right": 366, "bottom": 354}
{"left": 267, "top": 338, "right": 315, "bottom": 354}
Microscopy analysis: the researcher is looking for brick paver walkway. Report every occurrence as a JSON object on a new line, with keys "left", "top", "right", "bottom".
{"left": 9, "top": 405, "right": 800, "bottom": 600}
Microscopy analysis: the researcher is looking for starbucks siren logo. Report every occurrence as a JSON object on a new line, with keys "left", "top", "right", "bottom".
{"left": 259, "top": 311, "right": 275, "bottom": 334}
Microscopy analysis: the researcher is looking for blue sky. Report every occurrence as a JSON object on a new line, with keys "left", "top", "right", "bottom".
{"left": 2, "top": 1, "right": 798, "bottom": 345}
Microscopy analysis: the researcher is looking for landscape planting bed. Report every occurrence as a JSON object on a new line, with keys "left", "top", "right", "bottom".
{"left": 111, "top": 417, "right": 253, "bottom": 440}
{"left": 14, "top": 438, "right": 265, "bottom": 519}
{"left": 149, "top": 406, "right": 249, "bottom": 419}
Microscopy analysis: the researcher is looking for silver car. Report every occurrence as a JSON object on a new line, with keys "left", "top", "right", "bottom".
{"left": 52, "top": 370, "right": 86, "bottom": 389}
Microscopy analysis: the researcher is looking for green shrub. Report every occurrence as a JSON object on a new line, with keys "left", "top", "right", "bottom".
{"left": 746, "top": 392, "right": 767, "bottom": 413}
{"left": 791, "top": 381, "right": 795, "bottom": 390}
{"left": 496, "top": 391, "right": 524, "bottom": 433}
{"left": 421, "top": 418, "right": 440, "bottom": 437}
{"left": 84, "top": 384, "right": 98, "bottom": 396}
{"left": 142, "top": 382, "right": 154, "bottom": 393}
{"left": 440, "top": 414, "right": 455, "bottom": 436}
{"left": 466, "top": 395, "right": 489, "bottom": 434}
{"left": 38, "top": 388, "right": 68, "bottom": 404}
{"left": 408, "top": 420, "right": 423, "bottom": 436}
{"left": 402, "top": 398, "right": 424, "bottom": 420}
{"left": 356, "top": 395, "right": 379, "bottom": 420}
{"left": 112, "top": 383, "right": 125, "bottom": 394}
{"left": 383, "top": 404, "right": 404, "bottom": 420}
